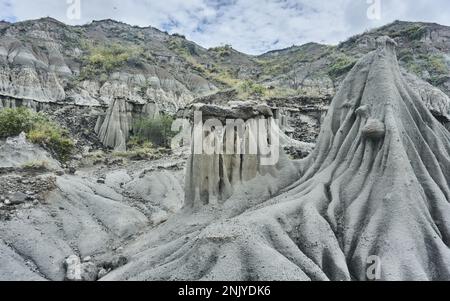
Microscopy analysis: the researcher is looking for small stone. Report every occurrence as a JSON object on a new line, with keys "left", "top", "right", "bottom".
{"left": 8, "top": 192, "right": 27, "bottom": 205}
{"left": 111, "top": 256, "right": 128, "bottom": 269}
{"left": 55, "top": 170, "right": 65, "bottom": 176}
{"left": 355, "top": 105, "right": 371, "bottom": 117}
{"left": 82, "top": 256, "right": 92, "bottom": 263}
{"left": 80, "top": 262, "right": 98, "bottom": 281}
{"left": 100, "top": 255, "right": 128, "bottom": 271}
{"left": 23, "top": 203, "right": 33, "bottom": 209}
{"left": 64, "top": 255, "right": 98, "bottom": 281}
{"left": 362, "top": 119, "right": 385, "bottom": 140}
{"left": 98, "top": 268, "right": 109, "bottom": 279}
{"left": 64, "top": 255, "right": 81, "bottom": 281}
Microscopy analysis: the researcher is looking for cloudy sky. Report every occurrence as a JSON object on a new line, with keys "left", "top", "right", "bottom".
{"left": 0, "top": 0, "right": 449, "bottom": 54}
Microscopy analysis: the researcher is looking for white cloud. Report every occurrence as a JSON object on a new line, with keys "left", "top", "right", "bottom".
{"left": 2, "top": 0, "right": 450, "bottom": 54}
{"left": 0, "top": 0, "right": 15, "bottom": 22}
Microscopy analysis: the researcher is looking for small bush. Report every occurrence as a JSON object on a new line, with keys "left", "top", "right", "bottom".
{"left": 398, "top": 49, "right": 414, "bottom": 63}
{"left": 0, "top": 108, "right": 74, "bottom": 162}
{"left": 238, "top": 80, "right": 267, "bottom": 97}
{"left": 113, "top": 139, "right": 158, "bottom": 160}
{"left": 79, "top": 43, "right": 143, "bottom": 80}
{"left": 213, "top": 70, "right": 242, "bottom": 87}
{"left": 404, "top": 25, "right": 426, "bottom": 41}
{"left": 406, "top": 54, "right": 449, "bottom": 78}
{"left": 426, "top": 54, "right": 448, "bottom": 74}
{"left": 0, "top": 107, "right": 46, "bottom": 138}
{"left": 209, "top": 45, "right": 232, "bottom": 57}
{"left": 133, "top": 115, "right": 176, "bottom": 148}
{"left": 327, "top": 54, "right": 357, "bottom": 79}
{"left": 168, "top": 39, "right": 197, "bottom": 56}
{"left": 21, "top": 160, "right": 50, "bottom": 171}
{"left": 406, "top": 61, "right": 422, "bottom": 75}
{"left": 387, "top": 25, "right": 426, "bottom": 41}
{"left": 28, "top": 121, "right": 74, "bottom": 162}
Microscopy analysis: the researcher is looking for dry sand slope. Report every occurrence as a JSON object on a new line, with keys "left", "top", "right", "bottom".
{"left": 103, "top": 36, "right": 450, "bottom": 281}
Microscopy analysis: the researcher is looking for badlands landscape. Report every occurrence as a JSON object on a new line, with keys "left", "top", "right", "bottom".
{"left": 0, "top": 18, "right": 449, "bottom": 281}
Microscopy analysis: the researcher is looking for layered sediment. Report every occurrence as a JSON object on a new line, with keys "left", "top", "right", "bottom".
{"left": 103, "top": 37, "right": 450, "bottom": 281}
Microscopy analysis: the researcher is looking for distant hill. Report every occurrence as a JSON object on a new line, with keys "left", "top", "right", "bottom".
{"left": 0, "top": 18, "right": 449, "bottom": 111}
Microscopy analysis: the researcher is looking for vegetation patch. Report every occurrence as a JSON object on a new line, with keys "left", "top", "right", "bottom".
{"left": 405, "top": 53, "right": 449, "bottom": 80}
{"left": 425, "top": 54, "right": 448, "bottom": 75}
{"left": 403, "top": 25, "right": 427, "bottom": 41}
{"left": 238, "top": 80, "right": 267, "bottom": 97}
{"left": 0, "top": 108, "right": 74, "bottom": 162}
{"left": 21, "top": 160, "right": 51, "bottom": 171}
{"left": 327, "top": 53, "right": 357, "bottom": 79}
{"left": 132, "top": 115, "right": 176, "bottom": 148}
{"left": 79, "top": 42, "right": 144, "bottom": 80}
{"left": 209, "top": 45, "right": 233, "bottom": 57}
{"left": 112, "top": 138, "right": 169, "bottom": 161}
{"left": 386, "top": 24, "right": 427, "bottom": 41}
{"left": 397, "top": 49, "right": 415, "bottom": 63}
{"left": 0, "top": 107, "right": 45, "bottom": 137}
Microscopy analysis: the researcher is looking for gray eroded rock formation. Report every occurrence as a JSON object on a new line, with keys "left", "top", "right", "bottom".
{"left": 0, "top": 156, "right": 185, "bottom": 281}
{"left": 95, "top": 97, "right": 132, "bottom": 151}
{"left": 403, "top": 71, "right": 450, "bottom": 126}
{"left": 0, "top": 18, "right": 217, "bottom": 109}
{"left": 102, "top": 36, "right": 450, "bottom": 281}
{"left": 0, "top": 132, "right": 61, "bottom": 170}
{"left": 95, "top": 97, "right": 164, "bottom": 150}
{"left": 183, "top": 102, "right": 299, "bottom": 208}
{"left": 64, "top": 255, "right": 98, "bottom": 281}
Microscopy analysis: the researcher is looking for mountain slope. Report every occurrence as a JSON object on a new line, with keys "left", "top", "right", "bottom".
{"left": 1, "top": 19, "right": 449, "bottom": 108}
{"left": 0, "top": 18, "right": 449, "bottom": 150}
{"left": 102, "top": 36, "right": 450, "bottom": 281}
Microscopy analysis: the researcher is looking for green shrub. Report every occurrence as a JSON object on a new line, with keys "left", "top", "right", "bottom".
{"left": 327, "top": 54, "right": 357, "bottom": 79}
{"left": 406, "top": 61, "right": 422, "bottom": 75}
{"left": 238, "top": 80, "right": 267, "bottom": 97}
{"left": 398, "top": 49, "right": 414, "bottom": 63}
{"left": 406, "top": 54, "right": 449, "bottom": 78}
{"left": 211, "top": 70, "right": 242, "bottom": 87}
{"left": 113, "top": 139, "right": 158, "bottom": 160}
{"left": 0, "top": 108, "right": 74, "bottom": 162}
{"left": 0, "top": 107, "right": 46, "bottom": 138}
{"left": 404, "top": 25, "right": 426, "bottom": 41}
{"left": 79, "top": 43, "right": 143, "bottom": 80}
{"left": 388, "top": 25, "right": 426, "bottom": 41}
{"left": 168, "top": 39, "right": 197, "bottom": 56}
{"left": 133, "top": 115, "right": 176, "bottom": 148}
{"left": 426, "top": 54, "right": 448, "bottom": 74}
{"left": 28, "top": 121, "right": 74, "bottom": 162}
{"left": 209, "top": 45, "right": 232, "bottom": 57}
{"left": 21, "top": 160, "right": 51, "bottom": 171}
